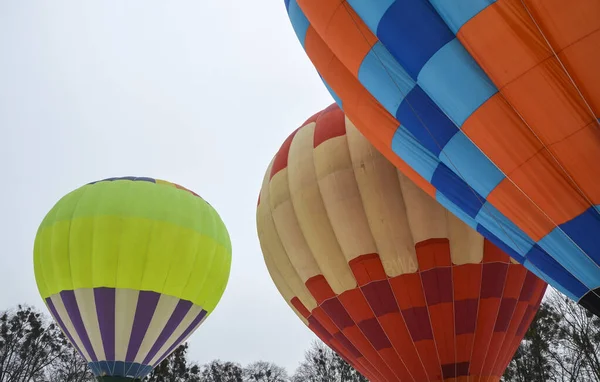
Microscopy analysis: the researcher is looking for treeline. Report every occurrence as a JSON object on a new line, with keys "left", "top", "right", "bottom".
{"left": 0, "top": 304, "right": 365, "bottom": 382}
{"left": 2, "top": 289, "right": 600, "bottom": 382}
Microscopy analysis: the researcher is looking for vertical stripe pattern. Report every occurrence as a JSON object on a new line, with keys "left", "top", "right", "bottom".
{"left": 45, "top": 288, "right": 207, "bottom": 379}
{"left": 257, "top": 105, "right": 547, "bottom": 381}
{"left": 34, "top": 177, "right": 231, "bottom": 379}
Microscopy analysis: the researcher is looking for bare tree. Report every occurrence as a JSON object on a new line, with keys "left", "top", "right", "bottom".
{"left": 243, "top": 361, "right": 288, "bottom": 382}
{"left": 200, "top": 360, "right": 244, "bottom": 382}
{"left": 291, "top": 340, "right": 366, "bottom": 382}
{"left": 0, "top": 305, "right": 65, "bottom": 382}
{"left": 503, "top": 288, "right": 600, "bottom": 382}
{"left": 44, "top": 339, "right": 94, "bottom": 382}
{"left": 146, "top": 343, "right": 201, "bottom": 382}
{"left": 548, "top": 290, "right": 600, "bottom": 381}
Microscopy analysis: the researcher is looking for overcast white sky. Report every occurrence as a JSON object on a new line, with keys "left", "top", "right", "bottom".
{"left": 0, "top": 0, "right": 335, "bottom": 374}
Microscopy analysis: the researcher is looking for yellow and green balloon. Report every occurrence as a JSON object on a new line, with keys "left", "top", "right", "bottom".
{"left": 33, "top": 176, "right": 231, "bottom": 381}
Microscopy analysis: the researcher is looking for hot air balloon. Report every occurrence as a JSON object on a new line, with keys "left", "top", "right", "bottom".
{"left": 257, "top": 105, "right": 547, "bottom": 381}
{"left": 283, "top": 0, "right": 600, "bottom": 314}
{"left": 33, "top": 176, "right": 231, "bottom": 381}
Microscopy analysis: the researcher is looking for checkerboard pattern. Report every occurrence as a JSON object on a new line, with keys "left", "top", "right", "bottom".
{"left": 284, "top": 0, "right": 600, "bottom": 314}
{"left": 257, "top": 104, "right": 547, "bottom": 381}
{"left": 290, "top": 241, "right": 545, "bottom": 382}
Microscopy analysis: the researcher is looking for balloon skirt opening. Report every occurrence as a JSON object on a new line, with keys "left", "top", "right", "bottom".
{"left": 96, "top": 377, "right": 142, "bottom": 382}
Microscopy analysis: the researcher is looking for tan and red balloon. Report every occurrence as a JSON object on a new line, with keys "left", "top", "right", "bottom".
{"left": 256, "top": 104, "right": 547, "bottom": 382}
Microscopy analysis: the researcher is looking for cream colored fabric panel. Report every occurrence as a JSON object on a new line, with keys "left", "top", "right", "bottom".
{"left": 134, "top": 294, "right": 179, "bottom": 363}
{"left": 49, "top": 294, "right": 92, "bottom": 361}
{"left": 264, "top": 245, "right": 316, "bottom": 315}
{"left": 261, "top": 226, "right": 317, "bottom": 312}
{"left": 314, "top": 135, "right": 378, "bottom": 262}
{"left": 148, "top": 304, "right": 204, "bottom": 365}
{"left": 259, "top": 163, "right": 317, "bottom": 311}
{"left": 345, "top": 121, "right": 419, "bottom": 276}
{"left": 397, "top": 170, "right": 448, "bottom": 243}
{"left": 115, "top": 288, "right": 138, "bottom": 361}
{"left": 268, "top": 163, "right": 292, "bottom": 211}
{"left": 75, "top": 288, "right": 106, "bottom": 360}
{"left": 447, "top": 212, "right": 484, "bottom": 265}
{"left": 270, "top": 171, "right": 322, "bottom": 283}
{"left": 287, "top": 124, "right": 356, "bottom": 295}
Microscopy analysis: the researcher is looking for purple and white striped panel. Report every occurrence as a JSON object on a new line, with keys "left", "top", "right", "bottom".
{"left": 45, "top": 287, "right": 207, "bottom": 377}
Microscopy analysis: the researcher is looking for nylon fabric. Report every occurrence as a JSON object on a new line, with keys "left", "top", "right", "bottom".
{"left": 34, "top": 177, "right": 232, "bottom": 379}
{"left": 257, "top": 104, "right": 548, "bottom": 381}
{"left": 283, "top": 0, "right": 600, "bottom": 313}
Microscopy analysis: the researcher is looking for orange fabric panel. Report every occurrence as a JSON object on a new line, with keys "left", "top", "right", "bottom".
{"left": 414, "top": 340, "right": 443, "bottom": 381}
{"left": 379, "top": 312, "right": 429, "bottom": 381}
{"left": 378, "top": 347, "right": 413, "bottom": 381}
{"left": 349, "top": 253, "right": 387, "bottom": 286}
{"left": 428, "top": 302, "right": 456, "bottom": 366}
{"left": 453, "top": 377, "right": 472, "bottom": 382}
{"left": 453, "top": 264, "right": 482, "bottom": 300}
{"left": 459, "top": 0, "right": 552, "bottom": 88}
{"left": 482, "top": 240, "right": 511, "bottom": 263}
{"left": 415, "top": 239, "right": 452, "bottom": 271}
{"left": 482, "top": 332, "right": 509, "bottom": 377}
{"left": 295, "top": 0, "right": 342, "bottom": 31}
{"left": 501, "top": 57, "right": 594, "bottom": 145}
{"left": 525, "top": 0, "right": 600, "bottom": 115}
{"left": 301, "top": 0, "right": 376, "bottom": 76}
{"left": 551, "top": 121, "right": 600, "bottom": 204}
{"left": 338, "top": 288, "right": 376, "bottom": 323}
{"left": 497, "top": 149, "right": 590, "bottom": 227}
{"left": 305, "top": 275, "right": 337, "bottom": 304}
{"left": 502, "top": 266, "right": 528, "bottom": 299}
{"left": 390, "top": 274, "right": 427, "bottom": 310}
{"left": 559, "top": 30, "right": 600, "bottom": 116}
{"left": 469, "top": 298, "right": 501, "bottom": 375}
{"left": 342, "top": 326, "right": 397, "bottom": 381}
{"left": 455, "top": 333, "right": 475, "bottom": 364}
{"left": 487, "top": 178, "right": 553, "bottom": 241}
{"left": 460, "top": 0, "right": 599, "bottom": 231}
{"left": 462, "top": 94, "right": 543, "bottom": 175}
{"left": 524, "top": 0, "right": 600, "bottom": 50}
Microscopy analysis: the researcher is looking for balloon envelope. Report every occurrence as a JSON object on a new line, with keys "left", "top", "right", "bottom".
{"left": 34, "top": 177, "right": 231, "bottom": 381}
{"left": 257, "top": 105, "right": 547, "bottom": 381}
{"left": 283, "top": 0, "right": 600, "bottom": 314}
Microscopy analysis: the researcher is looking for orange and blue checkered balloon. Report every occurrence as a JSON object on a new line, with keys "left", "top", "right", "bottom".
{"left": 283, "top": 0, "right": 600, "bottom": 315}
